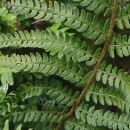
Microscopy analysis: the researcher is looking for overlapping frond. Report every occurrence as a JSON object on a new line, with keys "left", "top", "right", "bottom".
{"left": 72, "top": 0, "right": 113, "bottom": 16}
{"left": 0, "top": 53, "right": 87, "bottom": 87}
{"left": 0, "top": 30, "right": 101, "bottom": 64}
{"left": 75, "top": 104, "right": 130, "bottom": 130}
{"left": 8, "top": 0, "right": 110, "bottom": 44}
{"left": 86, "top": 83, "right": 130, "bottom": 113}
{"left": 1, "top": 110, "right": 64, "bottom": 124}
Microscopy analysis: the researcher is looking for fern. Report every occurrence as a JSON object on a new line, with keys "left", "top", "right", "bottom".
{"left": 2, "top": 120, "right": 33, "bottom": 130}
{"left": 8, "top": 0, "right": 110, "bottom": 45}
{"left": 0, "top": 52, "right": 87, "bottom": 87}
{"left": 65, "top": 118, "right": 107, "bottom": 130}
{"left": 96, "top": 62, "right": 130, "bottom": 94}
{"left": 72, "top": 0, "right": 113, "bottom": 16}
{"left": 116, "top": 4, "right": 130, "bottom": 30}
{"left": 3, "top": 111, "right": 64, "bottom": 124}
{"left": 75, "top": 103, "right": 130, "bottom": 130}
{"left": 109, "top": 35, "right": 130, "bottom": 58}
{"left": 0, "top": 7, "right": 17, "bottom": 29}
{"left": 86, "top": 83, "right": 130, "bottom": 113}
{"left": 0, "top": 0, "right": 130, "bottom": 130}
{"left": 0, "top": 30, "right": 100, "bottom": 64}
{"left": 19, "top": 79, "right": 79, "bottom": 107}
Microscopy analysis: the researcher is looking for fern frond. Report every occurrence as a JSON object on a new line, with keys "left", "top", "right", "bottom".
{"left": 19, "top": 79, "right": 79, "bottom": 107}
{"left": 109, "top": 35, "right": 130, "bottom": 58}
{"left": 116, "top": 4, "right": 130, "bottom": 30}
{"left": 65, "top": 118, "right": 107, "bottom": 130}
{"left": 1, "top": 110, "right": 64, "bottom": 124}
{"left": 86, "top": 83, "right": 130, "bottom": 113}
{"left": 8, "top": 0, "right": 109, "bottom": 44}
{"left": 0, "top": 78, "right": 78, "bottom": 115}
{"left": 96, "top": 62, "right": 130, "bottom": 93}
{"left": 72, "top": 0, "right": 113, "bottom": 16}
{"left": 0, "top": 66, "right": 13, "bottom": 86}
{"left": 75, "top": 104, "right": 130, "bottom": 130}
{"left": 0, "top": 30, "right": 101, "bottom": 64}
{"left": 0, "top": 91, "right": 19, "bottom": 115}
{"left": 3, "top": 120, "right": 24, "bottom": 130}
{"left": 0, "top": 53, "right": 87, "bottom": 87}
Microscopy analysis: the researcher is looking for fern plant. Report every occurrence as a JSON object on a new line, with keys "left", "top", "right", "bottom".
{"left": 0, "top": 0, "right": 130, "bottom": 130}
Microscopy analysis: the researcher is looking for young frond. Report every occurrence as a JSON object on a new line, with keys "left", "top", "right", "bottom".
{"left": 0, "top": 30, "right": 100, "bottom": 64}
{"left": 86, "top": 83, "right": 130, "bottom": 113}
{"left": 8, "top": 0, "right": 109, "bottom": 44}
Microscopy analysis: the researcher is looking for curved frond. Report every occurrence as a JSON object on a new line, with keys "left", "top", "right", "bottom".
{"left": 0, "top": 7, "right": 16, "bottom": 27}
{"left": 8, "top": 0, "right": 110, "bottom": 44}
{"left": 86, "top": 83, "right": 130, "bottom": 113}
{"left": 0, "top": 53, "right": 87, "bottom": 87}
{"left": 72, "top": 0, "right": 113, "bottom": 16}
{"left": 0, "top": 30, "right": 100, "bottom": 64}
{"left": 75, "top": 104, "right": 130, "bottom": 130}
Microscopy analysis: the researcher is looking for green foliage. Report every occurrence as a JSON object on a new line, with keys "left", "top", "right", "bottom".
{"left": 8, "top": 0, "right": 110, "bottom": 45}
{"left": 75, "top": 103, "right": 130, "bottom": 130}
{"left": 0, "top": 0, "right": 130, "bottom": 130}
{"left": 96, "top": 62, "right": 130, "bottom": 93}
{"left": 72, "top": 0, "right": 113, "bottom": 16}
{"left": 3, "top": 120, "right": 32, "bottom": 130}
{"left": 116, "top": 4, "right": 130, "bottom": 30}
{"left": 86, "top": 83, "right": 130, "bottom": 113}
{"left": 0, "top": 30, "right": 100, "bottom": 64}
{"left": 109, "top": 35, "right": 130, "bottom": 58}
{"left": 0, "top": 7, "right": 17, "bottom": 32}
